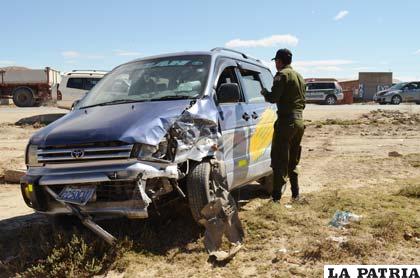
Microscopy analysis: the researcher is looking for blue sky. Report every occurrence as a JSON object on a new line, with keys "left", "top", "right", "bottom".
{"left": 1, "top": 0, "right": 419, "bottom": 81}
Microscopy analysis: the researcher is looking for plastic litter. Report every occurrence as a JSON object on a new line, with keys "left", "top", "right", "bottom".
{"left": 326, "top": 236, "right": 348, "bottom": 244}
{"left": 329, "top": 210, "right": 362, "bottom": 228}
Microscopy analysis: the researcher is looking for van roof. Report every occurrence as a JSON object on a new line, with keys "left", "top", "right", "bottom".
{"left": 124, "top": 48, "right": 270, "bottom": 71}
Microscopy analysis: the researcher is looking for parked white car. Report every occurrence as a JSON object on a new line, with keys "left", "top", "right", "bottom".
{"left": 54, "top": 70, "right": 107, "bottom": 109}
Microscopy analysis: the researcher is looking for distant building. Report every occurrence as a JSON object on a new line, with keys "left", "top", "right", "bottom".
{"left": 339, "top": 79, "right": 359, "bottom": 98}
{"left": 358, "top": 72, "right": 393, "bottom": 100}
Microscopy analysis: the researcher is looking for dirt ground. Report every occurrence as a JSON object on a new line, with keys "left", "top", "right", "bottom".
{"left": 0, "top": 104, "right": 419, "bottom": 277}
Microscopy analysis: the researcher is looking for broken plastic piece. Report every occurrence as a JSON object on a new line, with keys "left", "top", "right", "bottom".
{"left": 199, "top": 161, "right": 244, "bottom": 261}
{"left": 329, "top": 210, "right": 362, "bottom": 228}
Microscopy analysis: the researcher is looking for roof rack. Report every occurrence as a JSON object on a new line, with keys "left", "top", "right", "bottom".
{"left": 211, "top": 47, "right": 262, "bottom": 63}
{"left": 71, "top": 70, "right": 108, "bottom": 73}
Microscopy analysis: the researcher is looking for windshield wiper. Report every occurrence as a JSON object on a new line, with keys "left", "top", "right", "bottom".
{"left": 150, "top": 93, "right": 199, "bottom": 101}
{"left": 80, "top": 99, "right": 147, "bottom": 109}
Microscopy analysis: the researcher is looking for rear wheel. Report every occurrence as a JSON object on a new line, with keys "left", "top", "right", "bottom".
{"left": 325, "top": 95, "right": 337, "bottom": 105}
{"left": 12, "top": 87, "right": 35, "bottom": 107}
{"left": 391, "top": 95, "right": 402, "bottom": 105}
{"left": 186, "top": 161, "right": 214, "bottom": 223}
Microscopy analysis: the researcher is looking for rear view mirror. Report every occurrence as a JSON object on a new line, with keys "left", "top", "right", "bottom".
{"left": 217, "top": 83, "right": 241, "bottom": 103}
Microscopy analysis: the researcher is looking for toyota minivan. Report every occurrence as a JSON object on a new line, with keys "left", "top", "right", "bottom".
{"left": 21, "top": 48, "right": 276, "bottom": 226}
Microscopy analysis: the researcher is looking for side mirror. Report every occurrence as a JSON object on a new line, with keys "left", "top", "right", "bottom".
{"left": 217, "top": 83, "right": 241, "bottom": 103}
{"left": 71, "top": 100, "right": 80, "bottom": 111}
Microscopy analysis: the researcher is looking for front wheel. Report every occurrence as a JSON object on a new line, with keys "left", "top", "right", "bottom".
{"left": 391, "top": 95, "right": 402, "bottom": 105}
{"left": 325, "top": 95, "right": 337, "bottom": 105}
{"left": 186, "top": 161, "right": 214, "bottom": 223}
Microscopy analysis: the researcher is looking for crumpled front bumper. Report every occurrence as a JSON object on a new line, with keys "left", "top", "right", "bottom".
{"left": 374, "top": 94, "right": 392, "bottom": 103}
{"left": 20, "top": 159, "right": 178, "bottom": 218}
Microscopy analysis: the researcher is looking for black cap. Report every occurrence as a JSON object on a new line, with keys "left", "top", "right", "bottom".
{"left": 272, "top": 48, "right": 293, "bottom": 62}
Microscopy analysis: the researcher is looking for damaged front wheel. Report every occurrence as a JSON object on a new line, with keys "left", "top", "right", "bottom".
{"left": 186, "top": 161, "right": 214, "bottom": 223}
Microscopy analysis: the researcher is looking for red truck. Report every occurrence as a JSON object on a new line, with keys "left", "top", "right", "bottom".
{"left": 0, "top": 67, "right": 61, "bottom": 107}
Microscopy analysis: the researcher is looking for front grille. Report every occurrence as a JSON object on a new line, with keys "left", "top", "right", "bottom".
{"left": 38, "top": 142, "right": 133, "bottom": 163}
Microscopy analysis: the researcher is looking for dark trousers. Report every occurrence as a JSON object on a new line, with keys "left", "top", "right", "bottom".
{"left": 271, "top": 119, "right": 304, "bottom": 199}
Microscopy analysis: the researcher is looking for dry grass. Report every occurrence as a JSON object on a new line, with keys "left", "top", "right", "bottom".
{"left": 1, "top": 179, "right": 419, "bottom": 278}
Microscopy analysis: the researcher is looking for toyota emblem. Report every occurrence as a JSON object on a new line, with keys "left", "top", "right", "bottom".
{"left": 71, "top": 149, "right": 85, "bottom": 159}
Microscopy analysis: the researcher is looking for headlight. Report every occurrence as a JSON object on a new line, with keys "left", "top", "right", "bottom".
{"left": 135, "top": 140, "right": 168, "bottom": 160}
{"left": 26, "top": 144, "right": 42, "bottom": 167}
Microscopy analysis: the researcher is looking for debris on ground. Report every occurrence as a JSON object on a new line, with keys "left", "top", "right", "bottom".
{"left": 14, "top": 113, "right": 65, "bottom": 126}
{"left": 4, "top": 169, "right": 25, "bottom": 184}
{"left": 388, "top": 151, "right": 403, "bottom": 157}
{"left": 198, "top": 161, "right": 244, "bottom": 262}
{"left": 329, "top": 210, "right": 362, "bottom": 228}
{"left": 326, "top": 236, "right": 348, "bottom": 244}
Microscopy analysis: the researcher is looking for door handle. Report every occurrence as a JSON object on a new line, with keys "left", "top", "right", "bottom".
{"left": 242, "top": 112, "right": 250, "bottom": 121}
{"left": 251, "top": 112, "right": 259, "bottom": 119}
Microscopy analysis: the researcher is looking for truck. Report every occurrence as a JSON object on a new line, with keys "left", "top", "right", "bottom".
{"left": 0, "top": 67, "right": 61, "bottom": 107}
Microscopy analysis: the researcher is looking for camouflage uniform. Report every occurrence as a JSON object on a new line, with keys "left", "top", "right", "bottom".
{"left": 262, "top": 65, "right": 306, "bottom": 200}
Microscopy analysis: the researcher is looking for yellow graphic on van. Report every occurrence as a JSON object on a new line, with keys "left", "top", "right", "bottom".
{"left": 238, "top": 159, "right": 248, "bottom": 167}
{"left": 249, "top": 109, "right": 276, "bottom": 162}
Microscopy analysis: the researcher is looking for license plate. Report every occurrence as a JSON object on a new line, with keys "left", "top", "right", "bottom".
{"left": 57, "top": 186, "right": 96, "bottom": 206}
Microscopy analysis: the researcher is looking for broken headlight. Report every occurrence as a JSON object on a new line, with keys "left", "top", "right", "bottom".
{"left": 25, "top": 144, "right": 42, "bottom": 167}
{"left": 133, "top": 140, "right": 168, "bottom": 160}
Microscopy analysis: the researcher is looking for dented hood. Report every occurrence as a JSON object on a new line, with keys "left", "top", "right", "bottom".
{"left": 30, "top": 100, "right": 193, "bottom": 147}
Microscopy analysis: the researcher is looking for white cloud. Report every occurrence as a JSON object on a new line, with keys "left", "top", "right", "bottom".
{"left": 114, "top": 50, "right": 142, "bottom": 57}
{"left": 334, "top": 10, "right": 349, "bottom": 21}
{"left": 261, "top": 59, "right": 355, "bottom": 75}
{"left": 85, "top": 55, "right": 105, "bottom": 59}
{"left": 395, "top": 76, "right": 418, "bottom": 82}
{"left": 61, "top": 51, "right": 105, "bottom": 61}
{"left": 293, "top": 60, "right": 355, "bottom": 75}
{"left": 0, "top": 60, "right": 15, "bottom": 66}
{"left": 414, "top": 49, "right": 420, "bottom": 55}
{"left": 61, "top": 51, "right": 80, "bottom": 58}
{"left": 225, "top": 34, "right": 298, "bottom": 48}
{"left": 294, "top": 60, "right": 354, "bottom": 67}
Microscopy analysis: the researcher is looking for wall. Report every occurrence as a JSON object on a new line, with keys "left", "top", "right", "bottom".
{"left": 358, "top": 72, "right": 393, "bottom": 100}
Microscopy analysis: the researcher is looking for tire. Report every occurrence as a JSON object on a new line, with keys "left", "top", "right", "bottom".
{"left": 12, "top": 87, "right": 35, "bottom": 107}
{"left": 391, "top": 95, "right": 402, "bottom": 105}
{"left": 262, "top": 174, "right": 273, "bottom": 194}
{"left": 186, "top": 161, "right": 214, "bottom": 223}
{"left": 325, "top": 95, "right": 337, "bottom": 105}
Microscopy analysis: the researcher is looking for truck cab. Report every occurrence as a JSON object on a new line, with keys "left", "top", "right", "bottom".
{"left": 21, "top": 49, "right": 276, "bottom": 224}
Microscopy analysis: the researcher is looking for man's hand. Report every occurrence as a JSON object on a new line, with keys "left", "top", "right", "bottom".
{"left": 261, "top": 88, "right": 269, "bottom": 96}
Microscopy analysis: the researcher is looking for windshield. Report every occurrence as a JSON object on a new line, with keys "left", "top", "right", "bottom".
{"left": 389, "top": 82, "right": 407, "bottom": 90}
{"left": 79, "top": 55, "right": 211, "bottom": 108}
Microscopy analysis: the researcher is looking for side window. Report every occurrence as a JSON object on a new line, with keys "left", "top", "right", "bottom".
{"left": 67, "top": 78, "right": 84, "bottom": 89}
{"left": 259, "top": 68, "right": 274, "bottom": 91}
{"left": 85, "top": 78, "right": 101, "bottom": 90}
{"left": 408, "top": 83, "right": 418, "bottom": 90}
{"left": 238, "top": 69, "right": 265, "bottom": 103}
{"left": 216, "top": 66, "right": 245, "bottom": 102}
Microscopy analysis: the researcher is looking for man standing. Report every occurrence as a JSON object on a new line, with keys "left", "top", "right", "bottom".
{"left": 261, "top": 49, "right": 306, "bottom": 202}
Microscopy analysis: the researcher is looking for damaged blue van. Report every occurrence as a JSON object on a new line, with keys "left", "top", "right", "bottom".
{"left": 21, "top": 48, "right": 277, "bottom": 231}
